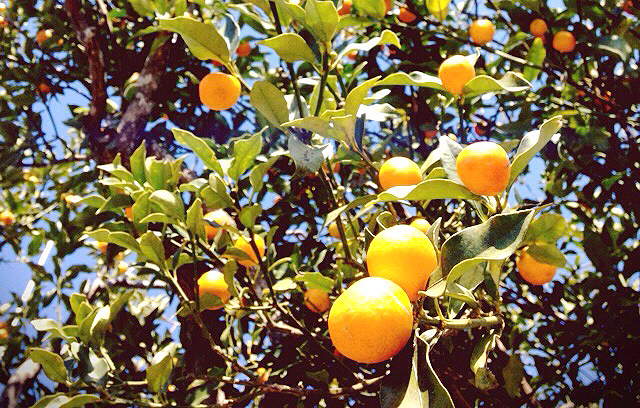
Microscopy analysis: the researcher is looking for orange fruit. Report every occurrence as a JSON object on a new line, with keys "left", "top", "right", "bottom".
{"left": 328, "top": 222, "right": 341, "bottom": 239}
{"left": 529, "top": 19, "right": 547, "bottom": 37}
{"left": 117, "top": 261, "right": 128, "bottom": 274}
{"left": 378, "top": 157, "right": 422, "bottom": 190}
{"left": 96, "top": 241, "right": 108, "bottom": 254}
{"left": 38, "top": 83, "right": 51, "bottom": 93}
{"left": 398, "top": 7, "right": 416, "bottom": 23}
{"left": 366, "top": 224, "right": 437, "bottom": 301}
{"left": 552, "top": 31, "right": 576, "bottom": 53}
{"left": 204, "top": 210, "right": 236, "bottom": 241}
{"left": 516, "top": 251, "right": 557, "bottom": 285}
{"left": 304, "top": 289, "right": 330, "bottom": 313}
{"left": 469, "top": 19, "right": 495, "bottom": 45}
{"left": 456, "top": 141, "right": 511, "bottom": 196}
{"left": 438, "top": 55, "right": 475, "bottom": 95}
{"left": 0, "top": 321, "right": 8, "bottom": 340}
{"left": 36, "top": 29, "right": 52, "bottom": 45}
{"left": 198, "top": 270, "right": 231, "bottom": 310}
{"left": 233, "top": 235, "right": 265, "bottom": 267}
{"left": 125, "top": 206, "right": 133, "bottom": 221}
{"left": 409, "top": 218, "right": 431, "bottom": 234}
{"left": 338, "top": 0, "right": 351, "bottom": 16}
{"left": 199, "top": 72, "right": 241, "bottom": 111}
{"left": 236, "top": 42, "right": 251, "bottom": 57}
{"left": 0, "top": 210, "right": 14, "bottom": 227}
{"left": 347, "top": 50, "right": 358, "bottom": 60}
{"left": 257, "top": 367, "right": 269, "bottom": 383}
{"left": 328, "top": 277, "right": 412, "bottom": 363}
{"left": 384, "top": 0, "right": 392, "bottom": 13}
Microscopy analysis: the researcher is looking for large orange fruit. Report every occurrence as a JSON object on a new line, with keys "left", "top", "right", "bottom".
{"left": 438, "top": 55, "right": 475, "bottom": 95}
{"left": 378, "top": 157, "right": 422, "bottom": 190}
{"left": 456, "top": 141, "right": 511, "bottom": 196}
{"left": 199, "top": 72, "right": 241, "bottom": 111}
{"left": 198, "top": 270, "right": 231, "bottom": 310}
{"left": 516, "top": 251, "right": 557, "bottom": 285}
{"left": 469, "top": 19, "right": 495, "bottom": 45}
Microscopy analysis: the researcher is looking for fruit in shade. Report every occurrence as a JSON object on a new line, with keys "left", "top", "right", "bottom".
{"left": 337, "top": 0, "right": 351, "bottom": 16}
{"left": 516, "top": 251, "right": 557, "bottom": 285}
{"left": 398, "top": 7, "right": 416, "bottom": 23}
{"left": 198, "top": 270, "right": 231, "bottom": 310}
{"left": 438, "top": 55, "right": 475, "bottom": 95}
{"left": 304, "top": 289, "right": 330, "bottom": 313}
{"left": 0, "top": 210, "right": 14, "bottom": 227}
{"left": 367, "top": 224, "right": 438, "bottom": 301}
{"left": 233, "top": 235, "right": 265, "bottom": 267}
{"left": 38, "top": 83, "right": 51, "bottom": 93}
{"left": 529, "top": 19, "right": 547, "bottom": 37}
{"left": 552, "top": 31, "right": 576, "bottom": 53}
{"left": 64, "top": 194, "right": 82, "bottom": 206}
{"left": 204, "top": 210, "right": 236, "bottom": 241}
{"left": 36, "top": 29, "right": 53, "bottom": 45}
{"left": 328, "top": 222, "right": 341, "bottom": 239}
{"left": 456, "top": 141, "right": 511, "bottom": 196}
{"left": 199, "top": 72, "right": 241, "bottom": 111}
{"left": 96, "top": 241, "right": 108, "bottom": 254}
{"left": 125, "top": 206, "right": 133, "bottom": 221}
{"left": 236, "top": 42, "right": 251, "bottom": 57}
{"left": 328, "top": 277, "right": 412, "bottom": 363}
{"left": 378, "top": 157, "right": 422, "bottom": 190}
{"left": 384, "top": 0, "right": 392, "bottom": 13}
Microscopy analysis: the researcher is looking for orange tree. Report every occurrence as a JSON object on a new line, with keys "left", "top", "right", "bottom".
{"left": 0, "top": 0, "right": 638, "bottom": 407}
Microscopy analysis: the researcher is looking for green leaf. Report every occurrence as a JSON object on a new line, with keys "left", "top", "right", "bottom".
{"left": 147, "top": 343, "right": 178, "bottom": 393}
{"left": 526, "top": 243, "right": 566, "bottom": 267}
{"left": 130, "top": 141, "right": 147, "bottom": 184}
{"left": 149, "top": 190, "right": 185, "bottom": 221}
{"left": 376, "top": 72, "right": 444, "bottom": 91}
{"left": 502, "top": 353, "right": 524, "bottom": 398}
{"left": 200, "top": 186, "right": 234, "bottom": 210}
{"left": 260, "top": 33, "right": 316, "bottom": 63}
{"left": 441, "top": 210, "right": 535, "bottom": 284}
{"left": 108, "top": 291, "right": 134, "bottom": 323}
{"left": 223, "top": 260, "right": 239, "bottom": 297}
{"left": 445, "top": 282, "right": 479, "bottom": 307}
{"left": 29, "top": 393, "right": 100, "bottom": 408}
{"left": 272, "top": 277, "right": 297, "bottom": 292}
{"left": 97, "top": 161, "right": 134, "bottom": 183}
{"left": 158, "top": 17, "right": 230, "bottom": 64}
{"left": 145, "top": 157, "right": 170, "bottom": 190}
{"left": 345, "top": 76, "right": 380, "bottom": 117}
{"left": 131, "top": 191, "right": 151, "bottom": 224}
{"left": 325, "top": 195, "right": 377, "bottom": 226}
{"left": 523, "top": 37, "right": 546, "bottom": 82}
{"left": 426, "top": 0, "right": 450, "bottom": 20}
{"left": 80, "top": 195, "right": 106, "bottom": 208}
{"left": 96, "top": 194, "right": 133, "bottom": 215}
{"left": 79, "top": 306, "right": 110, "bottom": 346}
{"left": 377, "top": 179, "right": 478, "bottom": 202}
{"left": 171, "top": 128, "right": 223, "bottom": 175}
{"left": 250, "top": 155, "right": 283, "bottom": 194}
{"left": 239, "top": 204, "right": 262, "bottom": 229}
{"left": 354, "top": 0, "right": 386, "bottom": 19}
{"left": 86, "top": 229, "right": 140, "bottom": 252}
{"left": 470, "top": 332, "right": 499, "bottom": 390}
{"left": 229, "top": 131, "right": 264, "bottom": 180}
{"left": 524, "top": 213, "right": 566, "bottom": 244}
{"left": 294, "top": 272, "right": 333, "bottom": 292}
{"left": 283, "top": 116, "right": 349, "bottom": 144}
{"left": 288, "top": 134, "right": 328, "bottom": 173}
{"left": 509, "top": 116, "right": 563, "bottom": 187}
{"left": 462, "top": 73, "right": 532, "bottom": 98}
{"left": 305, "top": 0, "right": 339, "bottom": 42}
{"left": 437, "top": 135, "right": 463, "bottom": 183}
{"left": 127, "top": 0, "right": 156, "bottom": 16}
{"left": 31, "top": 319, "right": 77, "bottom": 342}
{"left": 250, "top": 82, "right": 290, "bottom": 128}
{"left": 186, "top": 198, "right": 206, "bottom": 241}
{"left": 334, "top": 30, "right": 400, "bottom": 66}
{"left": 138, "top": 231, "right": 167, "bottom": 269}
{"left": 28, "top": 348, "right": 67, "bottom": 383}
{"left": 139, "top": 213, "right": 174, "bottom": 224}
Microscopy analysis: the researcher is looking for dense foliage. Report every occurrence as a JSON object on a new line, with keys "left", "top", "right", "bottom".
{"left": 1, "top": 0, "right": 638, "bottom": 407}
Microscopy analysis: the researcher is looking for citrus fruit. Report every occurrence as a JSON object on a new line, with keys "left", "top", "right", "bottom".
{"left": 398, "top": 7, "right": 416, "bottom": 23}
{"left": 378, "top": 157, "right": 422, "bottom": 190}
{"left": 198, "top": 270, "right": 231, "bottom": 310}
{"left": 456, "top": 141, "right": 511, "bottom": 196}
{"left": 36, "top": 29, "right": 52, "bottom": 45}
{"left": 384, "top": 0, "right": 392, "bottom": 13}
{"left": 233, "top": 235, "right": 265, "bottom": 267}
{"left": 552, "top": 31, "right": 576, "bottom": 53}
{"left": 438, "top": 55, "right": 475, "bottom": 95}
{"left": 516, "top": 251, "right": 557, "bottom": 285}
{"left": 529, "top": 19, "right": 547, "bottom": 37}
{"left": 125, "top": 206, "right": 133, "bottom": 222}
{"left": 0, "top": 210, "right": 14, "bottom": 227}
{"left": 366, "top": 224, "right": 437, "bottom": 301}
{"left": 409, "top": 218, "right": 431, "bottom": 234}
{"left": 199, "top": 72, "right": 241, "bottom": 111}
{"left": 328, "top": 222, "right": 341, "bottom": 239}
{"left": 236, "top": 42, "right": 251, "bottom": 57}
{"left": 96, "top": 241, "right": 108, "bottom": 254}
{"left": 469, "top": 19, "right": 495, "bottom": 45}
{"left": 328, "top": 277, "right": 413, "bottom": 363}
{"left": 38, "top": 83, "right": 51, "bottom": 93}
{"left": 338, "top": 0, "right": 351, "bottom": 15}
{"left": 204, "top": 210, "right": 236, "bottom": 241}
{"left": 304, "top": 289, "right": 330, "bottom": 313}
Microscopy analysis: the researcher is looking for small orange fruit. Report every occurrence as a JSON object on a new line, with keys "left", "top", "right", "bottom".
{"left": 438, "top": 55, "right": 475, "bottom": 95}
{"left": 117, "top": 261, "right": 128, "bottom": 274}
{"left": 328, "top": 222, "right": 341, "bottom": 239}
{"left": 456, "top": 141, "right": 511, "bottom": 196}
{"left": 198, "top": 270, "right": 231, "bottom": 310}
{"left": 384, "top": 0, "right": 392, "bottom": 13}
{"left": 529, "top": 19, "right": 547, "bottom": 38}
{"left": 38, "top": 83, "right": 51, "bottom": 93}
{"left": 398, "top": 7, "right": 416, "bottom": 23}
{"left": 304, "top": 289, "right": 331, "bottom": 313}
{"left": 347, "top": 50, "right": 358, "bottom": 60}
{"left": 469, "top": 19, "right": 495, "bottom": 45}
{"left": 96, "top": 241, "right": 108, "bottom": 254}
{"left": 0, "top": 321, "right": 8, "bottom": 340}
{"left": 0, "top": 3, "right": 6, "bottom": 12}
{"left": 367, "top": 225, "right": 437, "bottom": 301}
{"left": 125, "top": 206, "right": 133, "bottom": 221}
{"left": 204, "top": 210, "right": 236, "bottom": 241}
{"left": 0, "top": 210, "right": 14, "bottom": 227}
{"left": 199, "top": 72, "right": 241, "bottom": 111}
{"left": 516, "top": 251, "right": 557, "bottom": 285}
{"left": 256, "top": 367, "right": 269, "bottom": 383}
{"left": 552, "top": 31, "right": 576, "bottom": 53}
{"left": 378, "top": 157, "right": 422, "bottom": 190}
{"left": 409, "top": 218, "right": 431, "bottom": 234}
{"left": 233, "top": 235, "right": 265, "bottom": 267}
{"left": 236, "top": 42, "right": 251, "bottom": 57}
{"left": 328, "top": 276, "right": 412, "bottom": 363}
{"left": 338, "top": 0, "right": 352, "bottom": 16}
{"left": 36, "top": 29, "right": 53, "bottom": 45}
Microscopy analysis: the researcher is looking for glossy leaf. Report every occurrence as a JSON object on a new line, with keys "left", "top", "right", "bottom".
{"left": 260, "top": 33, "right": 316, "bottom": 63}
{"left": 377, "top": 179, "right": 478, "bottom": 202}
{"left": 171, "top": 128, "right": 223, "bottom": 175}
{"left": 526, "top": 243, "right": 566, "bottom": 267}
{"left": 376, "top": 72, "right": 444, "bottom": 91}
{"left": 470, "top": 332, "right": 499, "bottom": 390}
{"left": 158, "top": 17, "right": 230, "bottom": 63}
{"left": 462, "top": 72, "right": 532, "bottom": 98}
{"left": 229, "top": 131, "right": 264, "bottom": 180}
{"left": 147, "top": 343, "right": 178, "bottom": 393}
{"left": 304, "top": 0, "right": 339, "bottom": 42}
{"left": 28, "top": 348, "right": 67, "bottom": 383}
{"left": 250, "top": 81, "right": 290, "bottom": 128}
{"left": 523, "top": 38, "right": 546, "bottom": 82}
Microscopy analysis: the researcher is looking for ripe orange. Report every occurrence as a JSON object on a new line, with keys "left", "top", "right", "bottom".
{"left": 516, "top": 251, "right": 557, "bottom": 285}
{"left": 328, "top": 222, "right": 341, "bottom": 239}
{"left": 198, "top": 270, "right": 231, "bottom": 310}
{"left": 36, "top": 29, "right": 52, "bottom": 45}
{"left": 0, "top": 321, "right": 8, "bottom": 340}
{"left": 236, "top": 42, "right": 251, "bottom": 57}
{"left": 438, "top": 55, "right": 475, "bottom": 95}
{"left": 338, "top": 0, "right": 351, "bottom": 16}
{"left": 456, "top": 141, "right": 511, "bottom": 196}
{"left": 0, "top": 210, "right": 14, "bottom": 227}
{"left": 96, "top": 241, "right": 108, "bottom": 254}
{"left": 257, "top": 367, "right": 269, "bottom": 383}
{"left": 304, "top": 289, "right": 330, "bottom": 313}
{"left": 398, "top": 7, "right": 416, "bottom": 23}
{"left": 199, "top": 72, "right": 241, "bottom": 111}
{"left": 552, "top": 31, "right": 576, "bottom": 53}
{"left": 204, "top": 210, "right": 236, "bottom": 241}
{"left": 409, "top": 218, "right": 431, "bottom": 234}
{"left": 117, "top": 261, "right": 128, "bottom": 274}
{"left": 469, "top": 19, "right": 495, "bottom": 45}
{"left": 378, "top": 157, "right": 422, "bottom": 190}
{"left": 366, "top": 225, "right": 437, "bottom": 301}
{"left": 233, "top": 235, "right": 265, "bottom": 267}
{"left": 125, "top": 206, "right": 133, "bottom": 221}
{"left": 328, "top": 277, "right": 412, "bottom": 363}
{"left": 384, "top": 0, "right": 392, "bottom": 13}
{"left": 529, "top": 19, "right": 547, "bottom": 37}
{"left": 347, "top": 50, "right": 358, "bottom": 60}
{"left": 38, "top": 83, "right": 51, "bottom": 93}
